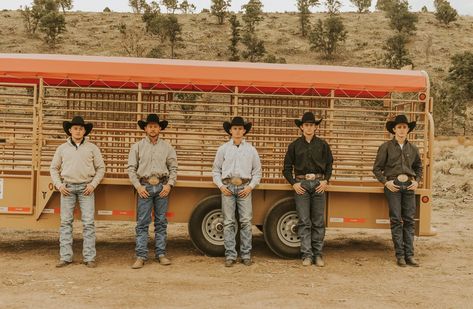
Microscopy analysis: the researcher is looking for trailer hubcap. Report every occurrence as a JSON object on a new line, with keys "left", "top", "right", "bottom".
{"left": 277, "top": 211, "right": 300, "bottom": 247}
{"left": 202, "top": 209, "right": 224, "bottom": 245}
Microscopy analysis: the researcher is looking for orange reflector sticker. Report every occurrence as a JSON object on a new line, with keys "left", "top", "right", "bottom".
{"left": 166, "top": 212, "right": 175, "bottom": 218}
{"left": 344, "top": 218, "right": 366, "bottom": 223}
{"left": 330, "top": 217, "right": 366, "bottom": 223}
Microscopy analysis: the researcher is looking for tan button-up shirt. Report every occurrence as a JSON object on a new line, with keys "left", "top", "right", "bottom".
{"left": 50, "top": 138, "right": 105, "bottom": 189}
{"left": 127, "top": 136, "right": 178, "bottom": 189}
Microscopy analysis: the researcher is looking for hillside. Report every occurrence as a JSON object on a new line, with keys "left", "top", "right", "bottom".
{"left": 1, "top": 10, "right": 472, "bottom": 82}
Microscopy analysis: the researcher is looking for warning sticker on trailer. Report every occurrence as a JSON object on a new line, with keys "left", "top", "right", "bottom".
{"left": 0, "top": 178, "right": 3, "bottom": 199}
{"left": 376, "top": 219, "right": 390, "bottom": 225}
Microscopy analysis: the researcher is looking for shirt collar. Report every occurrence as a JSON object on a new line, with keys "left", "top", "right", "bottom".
{"left": 145, "top": 136, "right": 160, "bottom": 144}
{"left": 230, "top": 138, "right": 246, "bottom": 146}
{"left": 391, "top": 137, "right": 409, "bottom": 146}
{"left": 68, "top": 137, "right": 85, "bottom": 148}
{"left": 299, "top": 135, "right": 317, "bottom": 144}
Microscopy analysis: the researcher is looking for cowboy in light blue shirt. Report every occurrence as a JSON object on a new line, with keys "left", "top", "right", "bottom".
{"left": 212, "top": 116, "right": 262, "bottom": 267}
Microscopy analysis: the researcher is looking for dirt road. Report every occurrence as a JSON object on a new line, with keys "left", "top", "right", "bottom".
{"left": 1, "top": 140, "right": 472, "bottom": 308}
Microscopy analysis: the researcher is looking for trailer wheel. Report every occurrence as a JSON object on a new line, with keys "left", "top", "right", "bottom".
{"left": 263, "top": 198, "right": 300, "bottom": 259}
{"left": 188, "top": 196, "right": 225, "bottom": 257}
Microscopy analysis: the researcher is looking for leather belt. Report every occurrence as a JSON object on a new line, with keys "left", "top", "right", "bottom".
{"left": 295, "top": 173, "right": 324, "bottom": 181}
{"left": 140, "top": 176, "right": 167, "bottom": 185}
{"left": 222, "top": 177, "right": 250, "bottom": 186}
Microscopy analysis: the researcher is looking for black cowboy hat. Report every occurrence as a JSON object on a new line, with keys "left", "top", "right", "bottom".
{"left": 295, "top": 112, "right": 322, "bottom": 127}
{"left": 223, "top": 116, "right": 252, "bottom": 135}
{"left": 386, "top": 114, "right": 416, "bottom": 134}
{"left": 138, "top": 114, "right": 168, "bottom": 130}
{"left": 63, "top": 116, "right": 93, "bottom": 136}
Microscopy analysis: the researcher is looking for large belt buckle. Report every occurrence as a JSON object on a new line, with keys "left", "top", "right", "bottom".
{"left": 230, "top": 177, "right": 243, "bottom": 186}
{"left": 396, "top": 174, "right": 409, "bottom": 182}
{"left": 305, "top": 173, "right": 316, "bottom": 180}
{"left": 148, "top": 176, "right": 160, "bottom": 185}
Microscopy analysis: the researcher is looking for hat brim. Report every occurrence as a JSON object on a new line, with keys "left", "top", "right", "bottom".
{"left": 63, "top": 121, "right": 93, "bottom": 136}
{"left": 223, "top": 122, "right": 252, "bottom": 135}
{"left": 295, "top": 118, "right": 322, "bottom": 127}
{"left": 386, "top": 121, "right": 416, "bottom": 134}
{"left": 138, "top": 120, "right": 168, "bottom": 130}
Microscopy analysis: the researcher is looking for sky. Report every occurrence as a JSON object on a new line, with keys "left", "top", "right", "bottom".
{"left": 1, "top": 0, "right": 473, "bottom": 15}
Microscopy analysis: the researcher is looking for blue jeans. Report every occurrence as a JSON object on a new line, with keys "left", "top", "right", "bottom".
{"left": 135, "top": 183, "right": 168, "bottom": 259}
{"left": 59, "top": 183, "right": 96, "bottom": 263}
{"left": 384, "top": 187, "right": 416, "bottom": 258}
{"left": 221, "top": 184, "right": 253, "bottom": 260}
{"left": 294, "top": 180, "right": 326, "bottom": 260}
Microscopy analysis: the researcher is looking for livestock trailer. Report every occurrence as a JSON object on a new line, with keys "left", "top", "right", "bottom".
{"left": 0, "top": 54, "right": 435, "bottom": 258}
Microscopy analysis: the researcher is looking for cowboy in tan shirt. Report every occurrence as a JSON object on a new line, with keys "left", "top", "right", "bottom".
{"left": 50, "top": 116, "right": 105, "bottom": 269}
{"left": 128, "top": 114, "right": 177, "bottom": 269}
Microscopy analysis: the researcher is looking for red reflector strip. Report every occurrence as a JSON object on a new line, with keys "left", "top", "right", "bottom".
{"left": 112, "top": 210, "right": 134, "bottom": 216}
{"left": 166, "top": 212, "right": 175, "bottom": 218}
{"left": 330, "top": 217, "right": 366, "bottom": 224}
{"left": 344, "top": 218, "right": 366, "bottom": 223}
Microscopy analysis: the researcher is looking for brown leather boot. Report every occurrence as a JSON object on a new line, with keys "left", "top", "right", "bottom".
{"left": 55, "top": 260, "right": 72, "bottom": 268}
{"left": 315, "top": 256, "right": 325, "bottom": 267}
{"left": 405, "top": 256, "right": 420, "bottom": 267}
{"left": 157, "top": 255, "right": 171, "bottom": 266}
{"left": 131, "top": 258, "right": 145, "bottom": 269}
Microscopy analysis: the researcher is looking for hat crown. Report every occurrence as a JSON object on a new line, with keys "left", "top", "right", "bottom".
{"left": 393, "top": 114, "right": 409, "bottom": 124}
{"left": 70, "top": 116, "right": 86, "bottom": 125}
{"left": 146, "top": 113, "right": 160, "bottom": 123}
{"left": 301, "top": 112, "right": 316, "bottom": 123}
{"left": 230, "top": 116, "right": 246, "bottom": 126}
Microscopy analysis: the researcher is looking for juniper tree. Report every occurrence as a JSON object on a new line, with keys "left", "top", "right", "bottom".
{"left": 350, "top": 0, "right": 371, "bottom": 13}
{"left": 434, "top": 0, "right": 458, "bottom": 26}
{"left": 211, "top": 0, "right": 231, "bottom": 25}
{"left": 228, "top": 14, "right": 241, "bottom": 61}
{"left": 383, "top": 33, "right": 412, "bottom": 69}
{"left": 296, "top": 0, "right": 319, "bottom": 37}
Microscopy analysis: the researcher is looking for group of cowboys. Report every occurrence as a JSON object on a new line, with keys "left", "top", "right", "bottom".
{"left": 50, "top": 111, "right": 422, "bottom": 269}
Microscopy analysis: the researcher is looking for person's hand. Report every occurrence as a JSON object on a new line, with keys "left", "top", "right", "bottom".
{"left": 238, "top": 186, "right": 252, "bottom": 198}
{"left": 83, "top": 184, "right": 95, "bottom": 196}
{"left": 385, "top": 180, "right": 400, "bottom": 192}
{"left": 159, "top": 184, "right": 172, "bottom": 197}
{"left": 316, "top": 180, "right": 328, "bottom": 193}
{"left": 407, "top": 180, "right": 418, "bottom": 191}
{"left": 293, "top": 183, "right": 306, "bottom": 195}
{"left": 58, "top": 184, "right": 70, "bottom": 196}
{"left": 220, "top": 185, "right": 232, "bottom": 196}
{"left": 137, "top": 185, "right": 150, "bottom": 199}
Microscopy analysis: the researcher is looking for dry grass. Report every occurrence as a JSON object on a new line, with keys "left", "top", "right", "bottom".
{"left": 1, "top": 10, "right": 472, "bottom": 83}
{"left": 433, "top": 138, "right": 473, "bottom": 205}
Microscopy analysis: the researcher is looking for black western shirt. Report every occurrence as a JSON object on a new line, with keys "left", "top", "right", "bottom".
{"left": 283, "top": 136, "right": 333, "bottom": 185}
{"left": 372, "top": 138, "right": 423, "bottom": 184}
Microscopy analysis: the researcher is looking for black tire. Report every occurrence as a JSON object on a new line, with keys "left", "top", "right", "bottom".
{"left": 263, "top": 197, "right": 300, "bottom": 259}
{"left": 188, "top": 196, "right": 225, "bottom": 257}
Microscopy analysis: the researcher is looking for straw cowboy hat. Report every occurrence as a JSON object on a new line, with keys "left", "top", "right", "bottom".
{"left": 386, "top": 114, "right": 416, "bottom": 134}
{"left": 63, "top": 116, "right": 93, "bottom": 136}
{"left": 295, "top": 112, "right": 323, "bottom": 127}
{"left": 138, "top": 114, "right": 168, "bottom": 130}
{"left": 223, "top": 116, "right": 252, "bottom": 135}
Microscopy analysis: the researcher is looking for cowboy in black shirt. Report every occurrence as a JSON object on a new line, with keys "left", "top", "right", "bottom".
{"left": 373, "top": 115, "right": 422, "bottom": 267}
{"left": 283, "top": 112, "right": 333, "bottom": 267}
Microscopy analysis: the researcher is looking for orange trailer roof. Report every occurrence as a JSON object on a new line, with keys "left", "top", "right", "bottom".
{"left": 0, "top": 54, "right": 428, "bottom": 95}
